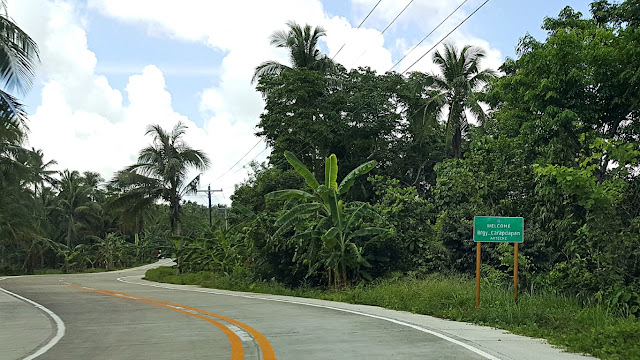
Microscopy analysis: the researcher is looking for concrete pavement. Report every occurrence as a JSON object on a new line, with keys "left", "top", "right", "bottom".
{"left": 0, "top": 261, "right": 597, "bottom": 360}
{"left": 0, "top": 282, "right": 55, "bottom": 360}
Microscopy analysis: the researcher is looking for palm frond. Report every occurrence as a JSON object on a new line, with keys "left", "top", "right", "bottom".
{"left": 252, "top": 60, "right": 290, "bottom": 84}
{"left": 180, "top": 174, "right": 201, "bottom": 197}
{"left": 0, "top": 89, "right": 26, "bottom": 125}
{"left": 0, "top": 14, "right": 39, "bottom": 94}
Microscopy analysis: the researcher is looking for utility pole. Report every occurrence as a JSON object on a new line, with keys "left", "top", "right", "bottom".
{"left": 224, "top": 206, "right": 228, "bottom": 231}
{"left": 197, "top": 184, "right": 222, "bottom": 227}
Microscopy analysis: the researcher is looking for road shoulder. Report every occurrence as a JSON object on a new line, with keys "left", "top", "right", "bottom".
{"left": 0, "top": 283, "right": 57, "bottom": 360}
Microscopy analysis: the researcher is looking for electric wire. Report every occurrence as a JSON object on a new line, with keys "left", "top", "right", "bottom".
{"left": 402, "top": 0, "right": 490, "bottom": 74}
{"left": 229, "top": 143, "right": 269, "bottom": 177}
{"left": 212, "top": 137, "right": 264, "bottom": 182}
{"left": 350, "top": 0, "right": 415, "bottom": 67}
{"left": 332, "top": 0, "right": 384, "bottom": 60}
{"left": 389, "top": 0, "right": 469, "bottom": 72}
{"left": 217, "top": 0, "right": 423, "bottom": 180}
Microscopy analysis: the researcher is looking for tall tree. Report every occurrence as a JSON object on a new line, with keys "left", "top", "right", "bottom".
{"left": 25, "top": 148, "right": 57, "bottom": 197}
{"left": 112, "top": 122, "right": 210, "bottom": 235}
{"left": 252, "top": 21, "right": 337, "bottom": 85}
{"left": 54, "top": 170, "right": 100, "bottom": 248}
{"left": 81, "top": 171, "right": 103, "bottom": 202}
{"left": 423, "top": 43, "right": 495, "bottom": 158}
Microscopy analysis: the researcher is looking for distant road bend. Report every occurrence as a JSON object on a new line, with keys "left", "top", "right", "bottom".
{"left": 0, "top": 261, "right": 594, "bottom": 360}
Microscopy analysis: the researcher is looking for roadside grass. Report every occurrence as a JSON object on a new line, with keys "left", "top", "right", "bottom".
{"left": 145, "top": 267, "right": 640, "bottom": 360}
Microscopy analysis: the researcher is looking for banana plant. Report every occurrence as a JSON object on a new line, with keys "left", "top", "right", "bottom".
{"left": 265, "top": 151, "right": 389, "bottom": 286}
{"left": 54, "top": 243, "right": 91, "bottom": 273}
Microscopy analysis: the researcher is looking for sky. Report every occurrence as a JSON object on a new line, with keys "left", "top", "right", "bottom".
{"left": 11, "top": 0, "right": 593, "bottom": 205}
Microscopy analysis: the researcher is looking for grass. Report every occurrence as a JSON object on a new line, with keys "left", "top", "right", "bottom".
{"left": 145, "top": 267, "right": 640, "bottom": 360}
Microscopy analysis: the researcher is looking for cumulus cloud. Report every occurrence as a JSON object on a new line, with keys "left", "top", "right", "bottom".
{"left": 11, "top": 0, "right": 124, "bottom": 122}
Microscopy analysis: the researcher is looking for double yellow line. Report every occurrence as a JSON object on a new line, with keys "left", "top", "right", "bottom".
{"left": 68, "top": 284, "right": 276, "bottom": 360}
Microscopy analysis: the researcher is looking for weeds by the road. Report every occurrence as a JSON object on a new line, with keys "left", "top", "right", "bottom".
{"left": 145, "top": 267, "right": 640, "bottom": 359}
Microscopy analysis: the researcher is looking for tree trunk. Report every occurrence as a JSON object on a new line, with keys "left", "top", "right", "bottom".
{"left": 453, "top": 127, "right": 462, "bottom": 159}
{"left": 67, "top": 217, "right": 73, "bottom": 248}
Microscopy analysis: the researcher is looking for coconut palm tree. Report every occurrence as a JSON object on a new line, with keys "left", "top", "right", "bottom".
{"left": 25, "top": 148, "right": 57, "bottom": 197}
{"left": 252, "top": 21, "right": 337, "bottom": 84}
{"left": 55, "top": 170, "right": 101, "bottom": 248}
{"left": 422, "top": 43, "right": 495, "bottom": 158}
{"left": 81, "top": 171, "right": 103, "bottom": 202}
{"left": 111, "top": 122, "right": 210, "bottom": 236}
{"left": 0, "top": 0, "right": 39, "bottom": 123}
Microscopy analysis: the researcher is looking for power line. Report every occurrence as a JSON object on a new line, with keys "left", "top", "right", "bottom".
{"left": 389, "top": 0, "right": 469, "bottom": 72}
{"left": 211, "top": 1, "right": 404, "bottom": 184}
{"left": 350, "top": 0, "right": 415, "bottom": 67}
{"left": 212, "top": 0, "right": 381, "bottom": 181}
{"left": 229, "top": 143, "right": 270, "bottom": 177}
{"left": 332, "top": 0, "right": 384, "bottom": 60}
{"left": 402, "top": 0, "right": 490, "bottom": 74}
{"left": 382, "top": 0, "right": 414, "bottom": 34}
{"left": 212, "top": 137, "right": 264, "bottom": 182}
{"left": 219, "top": 1, "right": 421, "bottom": 179}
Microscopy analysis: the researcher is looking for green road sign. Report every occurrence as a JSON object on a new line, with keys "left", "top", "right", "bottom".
{"left": 473, "top": 216, "right": 524, "bottom": 243}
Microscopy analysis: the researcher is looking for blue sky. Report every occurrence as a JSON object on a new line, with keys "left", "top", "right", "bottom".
{"left": 13, "top": 0, "right": 594, "bottom": 204}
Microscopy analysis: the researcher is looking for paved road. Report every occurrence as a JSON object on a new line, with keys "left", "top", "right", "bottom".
{"left": 0, "top": 261, "right": 595, "bottom": 360}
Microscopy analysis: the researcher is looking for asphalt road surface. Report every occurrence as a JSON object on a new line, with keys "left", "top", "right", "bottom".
{"left": 0, "top": 260, "right": 595, "bottom": 360}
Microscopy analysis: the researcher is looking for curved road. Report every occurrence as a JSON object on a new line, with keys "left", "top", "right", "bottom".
{"left": 0, "top": 261, "right": 594, "bottom": 360}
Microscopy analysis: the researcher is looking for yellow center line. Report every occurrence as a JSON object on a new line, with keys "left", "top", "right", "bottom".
{"left": 99, "top": 289, "right": 277, "bottom": 360}
{"left": 67, "top": 284, "right": 245, "bottom": 360}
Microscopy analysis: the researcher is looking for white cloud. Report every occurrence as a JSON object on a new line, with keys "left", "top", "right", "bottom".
{"left": 11, "top": 0, "right": 124, "bottom": 122}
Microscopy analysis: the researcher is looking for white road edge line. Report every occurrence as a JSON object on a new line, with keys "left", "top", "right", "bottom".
{"left": 0, "top": 285, "right": 66, "bottom": 360}
{"left": 118, "top": 276, "right": 501, "bottom": 360}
